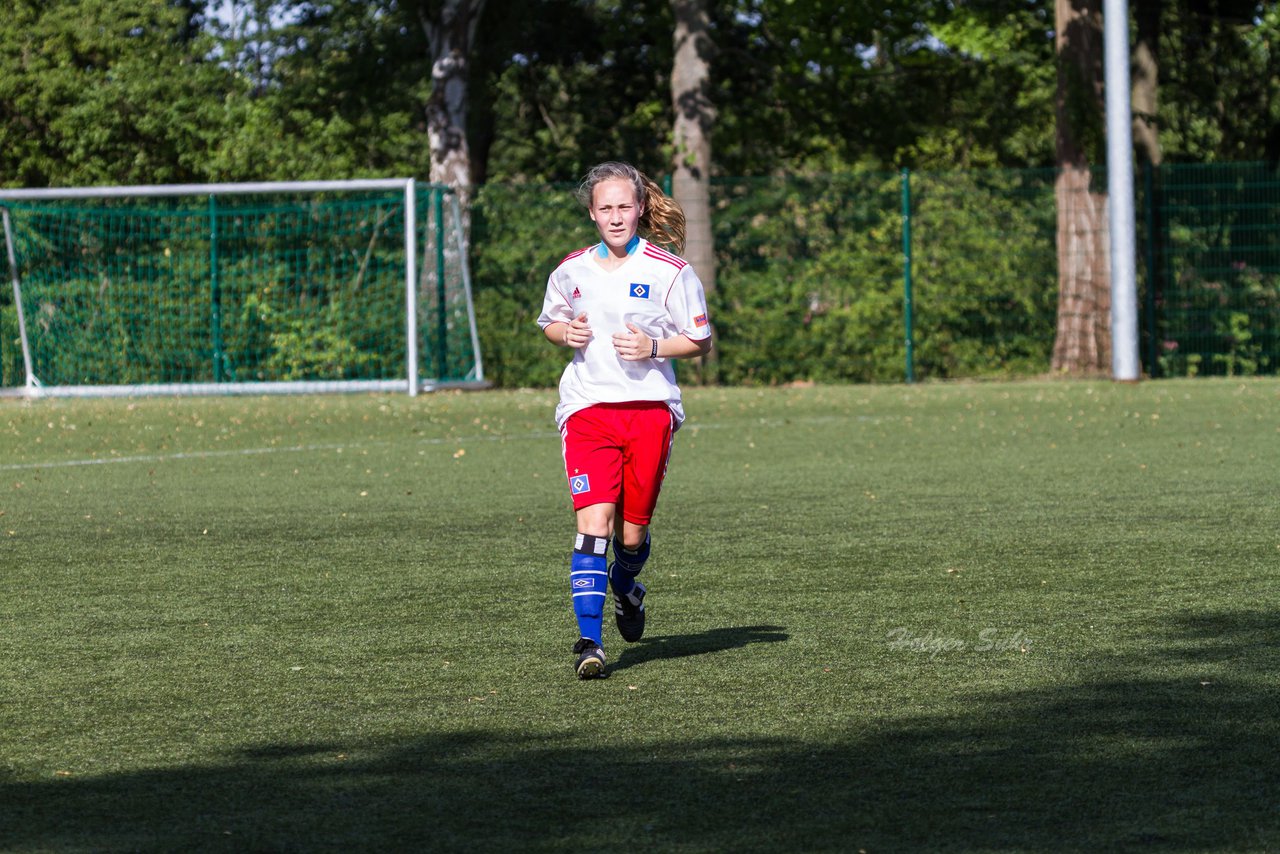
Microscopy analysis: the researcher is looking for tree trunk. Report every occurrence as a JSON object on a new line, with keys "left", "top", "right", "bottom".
{"left": 1132, "top": 0, "right": 1162, "bottom": 166}
{"left": 671, "top": 0, "right": 717, "bottom": 380}
{"left": 1052, "top": 0, "right": 1111, "bottom": 374}
{"left": 1052, "top": 167, "right": 1112, "bottom": 373}
{"left": 419, "top": 0, "right": 486, "bottom": 204}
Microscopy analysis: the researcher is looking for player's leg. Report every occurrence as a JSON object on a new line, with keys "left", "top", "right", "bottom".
{"left": 562, "top": 408, "right": 623, "bottom": 678}
{"left": 610, "top": 403, "right": 676, "bottom": 642}
{"left": 570, "top": 521, "right": 610, "bottom": 678}
{"left": 609, "top": 520, "right": 649, "bottom": 597}
{"left": 571, "top": 502, "right": 615, "bottom": 648}
{"left": 610, "top": 520, "right": 650, "bottom": 643}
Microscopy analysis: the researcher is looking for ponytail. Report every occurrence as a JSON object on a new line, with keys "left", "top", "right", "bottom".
{"left": 639, "top": 176, "right": 686, "bottom": 254}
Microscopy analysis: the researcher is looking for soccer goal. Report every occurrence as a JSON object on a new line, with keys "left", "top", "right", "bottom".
{"left": 1, "top": 179, "right": 484, "bottom": 397}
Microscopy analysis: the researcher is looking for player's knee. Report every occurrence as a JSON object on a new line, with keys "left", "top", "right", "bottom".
{"left": 620, "top": 534, "right": 646, "bottom": 552}
{"left": 575, "top": 505, "right": 614, "bottom": 538}
{"left": 619, "top": 527, "right": 649, "bottom": 552}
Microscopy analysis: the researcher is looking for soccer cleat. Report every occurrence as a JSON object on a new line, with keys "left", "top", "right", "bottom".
{"left": 613, "top": 581, "right": 646, "bottom": 643}
{"left": 572, "top": 637, "right": 607, "bottom": 679}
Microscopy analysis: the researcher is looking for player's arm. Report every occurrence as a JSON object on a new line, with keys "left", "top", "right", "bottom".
{"left": 537, "top": 271, "right": 590, "bottom": 348}
{"left": 649, "top": 265, "right": 713, "bottom": 360}
{"left": 658, "top": 333, "right": 712, "bottom": 359}
{"left": 544, "top": 312, "right": 592, "bottom": 348}
{"left": 614, "top": 324, "right": 711, "bottom": 360}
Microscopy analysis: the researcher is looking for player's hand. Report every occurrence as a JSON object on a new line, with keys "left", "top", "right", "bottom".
{"left": 612, "top": 322, "right": 653, "bottom": 361}
{"left": 564, "top": 313, "right": 592, "bottom": 348}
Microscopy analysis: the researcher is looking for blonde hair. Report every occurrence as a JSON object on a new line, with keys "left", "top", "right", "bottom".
{"left": 577, "top": 161, "right": 687, "bottom": 254}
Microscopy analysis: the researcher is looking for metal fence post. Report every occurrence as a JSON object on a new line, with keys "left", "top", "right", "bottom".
{"left": 901, "top": 168, "right": 915, "bottom": 384}
{"left": 1143, "top": 161, "right": 1158, "bottom": 377}
{"left": 3, "top": 207, "right": 37, "bottom": 389}
{"left": 405, "top": 179, "right": 418, "bottom": 396}
{"left": 209, "top": 194, "right": 224, "bottom": 383}
{"left": 434, "top": 187, "right": 448, "bottom": 379}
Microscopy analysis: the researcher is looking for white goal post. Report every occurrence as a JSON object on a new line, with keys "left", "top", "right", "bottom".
{"left": 1, "top": 179, "right": 485, "bottom": 398}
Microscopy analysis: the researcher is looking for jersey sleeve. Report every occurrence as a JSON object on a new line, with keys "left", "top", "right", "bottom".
{"left": 536, "top": 268, "right": 574, "bottom": 330}
{"left": 664, "top": 264, "right": 712, "bottom": 341}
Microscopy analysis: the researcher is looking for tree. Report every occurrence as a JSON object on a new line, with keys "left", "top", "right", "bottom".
{"left": 671, "top": 0, "right": 717, "bottom": 378}
{"left": 0, "top": 0, "right": 226, "bottom": 187}
{"left": 1051, "top": 0, "right": 1110, "bottom": 374}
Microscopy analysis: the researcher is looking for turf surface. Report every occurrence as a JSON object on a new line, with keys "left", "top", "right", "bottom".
{"left": 1, "top": 379, "right": 1277, "bottom": 851}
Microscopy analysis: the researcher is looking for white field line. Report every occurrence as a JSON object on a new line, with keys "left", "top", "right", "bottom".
{"left": 2, "top": 442, "right": 352, "bottom": 470}
{"left": 0, "top": 414, "right": 884, "bottom": 472}
{"left": 0, "top": 431, "right": 556, "bottom": 472}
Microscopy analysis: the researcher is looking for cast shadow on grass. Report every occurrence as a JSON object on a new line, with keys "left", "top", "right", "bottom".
{"left": 2, "top": 609, "right": 1276, "bottom": 852}
{"left": 609, "top": 624, "right": 789, "bottom": 673}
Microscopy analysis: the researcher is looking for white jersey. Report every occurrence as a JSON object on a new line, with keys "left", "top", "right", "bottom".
{"left": 537, "top": 238, "right": 711, "bottom": 431}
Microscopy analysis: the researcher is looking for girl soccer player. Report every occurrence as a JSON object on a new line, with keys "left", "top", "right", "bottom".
{"left": 537, "top": 161, "right": 713, "bottom": 679}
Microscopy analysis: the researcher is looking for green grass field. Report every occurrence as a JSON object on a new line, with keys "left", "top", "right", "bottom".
{"left": 2, "top": 379, "right": 1277, "bottom": 852}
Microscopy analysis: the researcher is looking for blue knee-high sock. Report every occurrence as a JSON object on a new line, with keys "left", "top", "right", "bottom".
{"left": 571, "top": 533, "right": 609, "bottom": 644}
{"left": 609, "top": 531, "right": 651, "bottom": 597}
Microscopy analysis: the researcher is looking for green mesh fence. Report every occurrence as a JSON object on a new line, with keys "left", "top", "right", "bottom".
{"left": 712, "top": 164, "right": 1280, "bottom": 382}
{"left": 8, "top": 166, "right": 1278, "bottom": 391}
{"left": 1146, "top": 162, "right": 1280, "bottom": 377}
{"left": 466, "top": 164, "right": 1280, "bottom": 386}
{"left": 468, "top": 169, "right": 1072, "bottom": 387}
{"left": 1, "top": 183, "right": 481, "bottom": 393}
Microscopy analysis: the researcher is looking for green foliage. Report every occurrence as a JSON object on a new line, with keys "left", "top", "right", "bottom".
{"left": 704, "top": 169, "right": 1059, "bottom": 384}
{"left": 1, "top": 0, "right": 1277, "bottom": 190}
{"left": 910, "top": 4, "right": 1057, "bottom": 168}
{"left": 473, "top": 0, "right": 677, "bottom": 182}
{"left": 0, "top": 0, "right": 230, "bottom": 187}
{"left": 466, "top": 167, "right": 1066, "bottom": 387}
{"left": 8, "top": 164, "right": 1280, "bottom": 390}
{"left": 458, "top": 163, "right": 1278, "bottom": 387}
{"left": 706, "top": 173, "right": 906, "bottom": 384}
{"left": 909, "top": 168, "right": 1059, "bottom": 378}
{"left": 249, "top": 299, "right": 380, "bottom": 381}
{"left": 1158, "top": 0, "right": 1280, "bottom": 163}
{"left": 1156, "top": 264, "right": 1280, "bottom": 379}
{"left": 468, "top": 181, "right": 595, "bottom": 388}
{"left": 201, "top": 0, "right": 434, "bottom": 181}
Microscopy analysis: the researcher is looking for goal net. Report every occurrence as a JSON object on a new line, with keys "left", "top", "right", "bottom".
{"left": 1, "top": 179, "right": 484, "bottom": 397}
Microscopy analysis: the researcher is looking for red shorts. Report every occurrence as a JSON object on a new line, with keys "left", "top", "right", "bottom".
{"left": 561, "top": 402, "right": 676, "bottom": 525}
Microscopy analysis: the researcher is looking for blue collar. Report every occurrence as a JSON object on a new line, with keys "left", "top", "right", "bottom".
{"left": 597, "top": 235, "right": 641, "bottom": 258}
